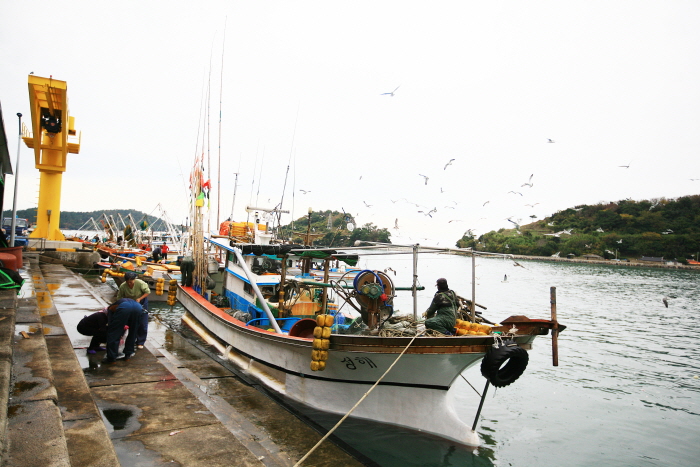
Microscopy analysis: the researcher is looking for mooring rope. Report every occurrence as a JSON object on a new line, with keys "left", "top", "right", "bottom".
{"left": 292, "top": 330, "right": 425, "bottom": 467}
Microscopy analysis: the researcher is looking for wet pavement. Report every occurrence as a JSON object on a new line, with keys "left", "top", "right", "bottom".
{"left": 2, "top": 255, "right": 366, "bottom": 466}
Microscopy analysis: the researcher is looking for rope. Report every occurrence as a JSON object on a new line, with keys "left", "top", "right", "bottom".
{"left": 292, "top": 330, "right": 425, "bottom": 467}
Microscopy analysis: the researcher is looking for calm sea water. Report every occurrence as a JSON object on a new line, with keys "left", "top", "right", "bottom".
{"left": 146, "top": 252, "right": 700, "bottom": 467}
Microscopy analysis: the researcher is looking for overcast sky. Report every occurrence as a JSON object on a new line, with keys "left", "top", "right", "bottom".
{"left": 1, "top": 1, "right": 699, "bottom": 246}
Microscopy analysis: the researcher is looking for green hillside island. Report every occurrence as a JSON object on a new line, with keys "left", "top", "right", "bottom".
{"left": 277, "top": 210, "right": 390, "bottom": 247}
{"left": 1, "top": 208, "right": 169, "bottom": 232}
{"left": 457, "top": 195, "right": 700, "bottom": 263}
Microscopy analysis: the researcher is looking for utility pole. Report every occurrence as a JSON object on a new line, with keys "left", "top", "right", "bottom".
{"left": 9, "top": 113, "right": 22, "bottom": 248}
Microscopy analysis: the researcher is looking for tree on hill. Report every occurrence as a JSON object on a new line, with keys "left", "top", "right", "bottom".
{"left": 277, "top": 210, "right": 391, "bottom": 247}
{"left": 1, "top": 208, "right": 169, "bottom": 231}
{"left": 459, "top": 195, "right": 700, "bottom": 262}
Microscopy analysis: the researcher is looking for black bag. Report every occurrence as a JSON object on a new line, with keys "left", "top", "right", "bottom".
{"left": 0, "top": 266, "right": 24, "bottom": 292}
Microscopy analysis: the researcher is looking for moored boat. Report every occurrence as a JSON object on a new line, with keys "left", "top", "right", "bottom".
{"left": 177, "top": 233, "right": 564, "bottom": 446}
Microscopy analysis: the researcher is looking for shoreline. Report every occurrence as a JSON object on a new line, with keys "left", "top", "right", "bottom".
{"left": 491, "top": 254, "right": 700, "bottom": 270}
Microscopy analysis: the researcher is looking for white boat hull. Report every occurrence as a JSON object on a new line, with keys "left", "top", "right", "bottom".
{"left": 177, "top": 285, "right": 534, "bottom": 446}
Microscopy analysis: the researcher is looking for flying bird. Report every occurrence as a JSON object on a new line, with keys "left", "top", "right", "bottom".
{"left": 521, "top": 174, "right": 534, "bottom": 188}
{"left": 384, "top": 267, "right": 397, "bottom": 276}
{"left": 363, "top": 201, "right": 373, "bottom": 208}
{"left": 381, "top": 86, "right": 400, "bottom": 97}
{"left": 502, "top": 274, "right": 508, "bottom": 283}
{"left": 617, "top": 239, "right": 623, "bottom": 243}
{"left": 508, "top": 191, "right": 523, "bottom": 196}
{"left": 548, "top": 139, "right": 555, "bottom": 143}
{"left": 418, "top": 174, "right": 429, "bottom": 185}
{"left": 596, "top": 227, "right": 605, "bottom": 232}
{"left": 299, "top": 189, "right": 311, "bottom": 194}
{"left": 662, "top": 296, "right": 669, "bottom": 308}
{"left": 444, "top": 159, "right": 455, "bottom": 170}
{"left": 483, "top": 201, "right": 490, "bottom": 207}
{"left": 525, "top": 203, "right": 540, "bottom": 208}
{"left": 619, "top": 160, "right": 632, "bottom": 169}
{"left": 394, "top": 219, "right": 400, "bottom": 229}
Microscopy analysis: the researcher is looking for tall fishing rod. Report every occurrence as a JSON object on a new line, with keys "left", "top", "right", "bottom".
{"left": 229, "top": 172, "right": 239, "bottom": 220}
{"left": 277, "top": 104, "right": 300, "bottom": 228}
{"left": 216, "top": 17, "right": 227, "bottom": 228}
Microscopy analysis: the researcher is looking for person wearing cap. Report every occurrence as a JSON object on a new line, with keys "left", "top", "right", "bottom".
{"left": 117, "top": 271, "right": 150, "bottom": 349}
{"left": 424, "top": 278, "right": 458, "bottom": 334}
{"left": 103, "top": 298, "right": 142, "bottom": 364}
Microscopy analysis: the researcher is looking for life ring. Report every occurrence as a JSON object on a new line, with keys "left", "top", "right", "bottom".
{"left": 480, "top": 340, "right": 529, "bottom": 388}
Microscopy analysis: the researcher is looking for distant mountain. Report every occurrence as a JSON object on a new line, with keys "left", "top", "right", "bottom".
{"left": 1, "top": 208, "right": 169, "bottom": 231}
{"left": 457, "top": 195, "right": 700, "bottom": 262}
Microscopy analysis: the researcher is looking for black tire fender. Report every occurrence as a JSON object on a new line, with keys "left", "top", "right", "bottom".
{"left": 480, "top": 340, "right": 529, "bottom": 388}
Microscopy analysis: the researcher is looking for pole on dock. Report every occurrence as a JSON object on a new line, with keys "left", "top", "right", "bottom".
{"left": 550, "top": 286, "right": 559, "bottom": 366}
{"left": 9, "top": 113, "right": 22, "bottom": 248}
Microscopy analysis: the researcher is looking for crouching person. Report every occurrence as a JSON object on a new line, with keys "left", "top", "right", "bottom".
{"left": 77, "top": 309, "right": 108, "bottom": 354}
{"left": 103, "top": 298, "right": 143, "bottom": 364}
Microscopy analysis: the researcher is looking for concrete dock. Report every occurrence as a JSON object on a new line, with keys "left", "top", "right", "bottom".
{"left": 0, "top": 254, "right": 367, "bottom": 467}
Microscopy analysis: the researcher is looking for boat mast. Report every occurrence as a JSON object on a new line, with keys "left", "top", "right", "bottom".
{"left": 216, "top": 18, "right": 226, "bottom": 228}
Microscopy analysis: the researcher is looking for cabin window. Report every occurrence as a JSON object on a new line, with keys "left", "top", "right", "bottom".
{"left": 228, "top": 252, "right": 237, "bottom": 264}
{"left": 243, "top": 282, "right": 253, "bottom": 296}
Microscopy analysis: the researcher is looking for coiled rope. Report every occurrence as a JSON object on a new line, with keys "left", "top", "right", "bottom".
{"left": 292, "top": 330, "right": 426, "bottom": 466}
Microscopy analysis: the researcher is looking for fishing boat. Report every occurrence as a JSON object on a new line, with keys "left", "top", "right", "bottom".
{"left": 176, "top": 191, "right": 564, "bottom": 447}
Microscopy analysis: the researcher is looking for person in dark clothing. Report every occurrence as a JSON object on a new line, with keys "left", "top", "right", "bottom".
{"left": 180, "top": 256, "right": 195, "bottom": 286}
{"left": 77, "top": 309, "right": 108, "bottom": 354}
{"left": 152, "top": 245, "right": 162, "bottom": 262}
{"left": 103, "top": 298, "right": 143, "bottom": 364}
{"left": 424, "top": 278, "right": 458, "bottom": 334}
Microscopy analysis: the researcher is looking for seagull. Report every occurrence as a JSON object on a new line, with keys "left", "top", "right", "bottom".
{"left": 690, "top": 179, "right": 700, "bottom": 181}
{"left": 483, "top": 201, "right": 490, "bottom": 207}
{"left": 619, "top": 160, "right": 632, "bottom": 169}
{"left": 418, "top": 207, "right": 437, "bottom": 217}
{"left": 551, "top": 252, "right": 561, "bottom": 257}
{"left": 596, "top": 227, "right": 604, "bottom": 232}
{"left": 508, "top": 191, "right": 523, "bottom": 196}
{"left": 662, "top": 296, "right": 669, "bottom": 308}
{"left": 506, "top": 217, "right": 520, "bottom": 229}
{"left": 521, "top": 174, "right": 534, "bottom": 188}
{"left": 617, "top": 239, "right": 622, "bottom": 243}
{"left": 548, "top": 139, "right": 555, "bottom": 143}
{"left": 512, "top": 260, "right": 526, "bottom": 269}
{"left": 525, "top": 203, "right": 540, "bottom": 208}
{"left": 502, "top": 274, "right": 508, "bottom": 282}
{"left": 299, "top": 189, "right": 311, "bottom": 194}
{"left": 384, "top": 267, "right": 397, "bottom": 276}
{"left": 381, "top": 86, "right": 400, "bottom": 97}
{"left": 444, "top": 159, "right": 455, "bottom": 170}
{"left": 394, "top": 219, "right": 400, "bottom": 229}
{"left": 363, "top": 201, "right": 373, "bottom": 208}
{"left": 418, "top": 174, "right": 429, "bottom": 185}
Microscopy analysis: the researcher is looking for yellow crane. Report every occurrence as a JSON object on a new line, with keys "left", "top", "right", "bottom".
{"left": 22, "top": 75, "right": 81, "bottom": 241}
